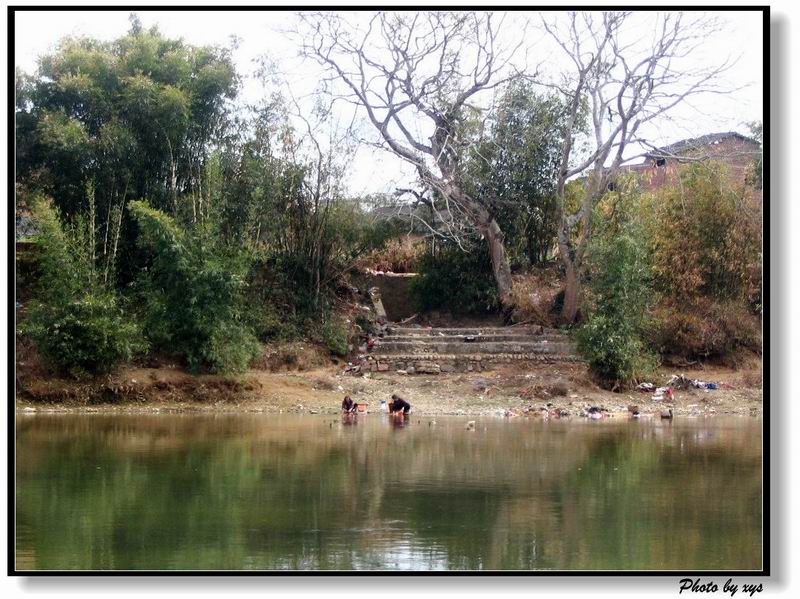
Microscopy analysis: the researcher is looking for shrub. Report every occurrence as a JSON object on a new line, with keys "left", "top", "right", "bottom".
{"left": 410, "top": 241, "right": 499, "bottom": 315}
{"left": 577, "top": 314, "right": 657, "bottom": 386}
{"left": 129, "top": 200, "right": 260, "bottom": 375}
{"left": 640, "top": 162, "right": 763, "bottom": 361}
{"left": 642, "top": 162, "right": 762, "bottom": 305}
{"left": 321, "top": 317, "right": 349, "bottom": 357}
{"left": 649, "top": 298, "right": 761, "bottom": 363}
{"left": 22, "top": 198, "right": 145, "bottom": 376}
{"left": 25, "top": 294, "right": 146, "bottom": 377}
{"left": 741, "top": 368, "right": 762, "bottom": 389}
{"left": 576, "top": 222, "right": 658, "bottom": 388}
{"left": 246, "top": 301, "right": 303, "bottom": 342}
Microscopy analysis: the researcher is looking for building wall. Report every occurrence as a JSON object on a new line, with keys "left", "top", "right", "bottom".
{"left": 624, "top": 136, "right": 761, "bottom": 195}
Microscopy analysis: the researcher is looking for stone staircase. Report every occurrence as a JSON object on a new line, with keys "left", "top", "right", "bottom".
{"left": 360, "top": 325, "right": 582, "bottom": 374}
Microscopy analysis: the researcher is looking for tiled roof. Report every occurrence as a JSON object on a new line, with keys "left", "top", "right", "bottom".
{"left": 647, "top": 132, "right": 757, "bottom": 158}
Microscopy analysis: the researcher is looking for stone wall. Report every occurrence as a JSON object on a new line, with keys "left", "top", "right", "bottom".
{"left": 359, "top": 352, "right": 581, "bottom": 375}
{"left": 354, "top": 273, "right": 417, "bottom": 321}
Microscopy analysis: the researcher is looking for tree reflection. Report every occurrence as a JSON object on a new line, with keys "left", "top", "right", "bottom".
{"left": 16, "top": 415, "right": 762, "bottom": 571}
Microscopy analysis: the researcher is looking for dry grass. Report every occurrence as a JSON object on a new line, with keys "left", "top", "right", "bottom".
{"left": 356, "top": 236, "right": 427, "bottom": 273}
{"left": 510, "top": 267, "right": 563, "bottom": 326}
{"left": 519, "top": 378, "right": 571, "bottom": 400}
{"left": 740, "top": 368, "right": 763, "bottom": 389}
{"left": 650, "top": 299, "right": 762, "bottom": 366}
{"left": 251, "top": 342, "right": 333, "bottom": 372}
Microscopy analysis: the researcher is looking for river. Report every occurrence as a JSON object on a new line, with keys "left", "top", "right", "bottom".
{"left": 15, "top": 413, "right": 762, "bottom": 571}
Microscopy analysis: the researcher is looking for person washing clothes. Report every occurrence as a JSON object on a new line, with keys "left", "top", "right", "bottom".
{"left": 341, "top": 395, "right": 356, "bottom": 413}
{"left": 388, "top": 394, "right": 411, "bottom": 415}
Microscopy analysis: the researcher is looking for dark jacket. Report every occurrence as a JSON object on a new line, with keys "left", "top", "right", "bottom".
{"left": 390, "top": 397, "right": 411, "bottom": 414}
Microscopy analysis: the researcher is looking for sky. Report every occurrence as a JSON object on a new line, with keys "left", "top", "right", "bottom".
{"left": 13, "top": 9, "right": 764, "bottom": 195}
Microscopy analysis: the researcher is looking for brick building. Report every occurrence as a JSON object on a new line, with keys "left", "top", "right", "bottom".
{"left": 617, "top": 131, "right": 762, "bottom": 193}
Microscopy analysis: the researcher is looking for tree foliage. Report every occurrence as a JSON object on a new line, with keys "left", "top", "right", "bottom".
{"left": 16, "top": 20, "right": 238, "bottom": 284}
{"left": 128, "top": 200, "right": 259, "bottom": 374}
{"left": 642, "top": 162, "right": 762, "bottom": 359}
{"left": 468, "top": 83, "right": 568, "bottom": 267}
{"left": 15, "top": 14, "right": 762, "bottom": 378}
{"left": 576, "top": 161, "right": 763, "bottom": 379}
{"left": 543, "top": 11, "right": 733, "bottom": 322}
{"left": 22, "top": 198, "right": 146, "bottom": 376}
{"left": 411, "top": 241, "right": 500, "bottom": 315}
{"left": 645, "top": 162, "right": 761, "bottom": 304}
{"left": 577, "top": 187, "right": 657, "bottom": 387}
{"left": 300, "top": 11, "right": 526, "bottom": 312}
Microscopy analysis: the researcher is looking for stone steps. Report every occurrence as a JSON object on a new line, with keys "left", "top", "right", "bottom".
{"left": 386, "top": 334, "right": 566, "bottom": 343}
{"left": 375, "top": 340, "right": 574, "bottom": 355}
{"left": 355, "top": 325, "right": 582, "bottom": 374}
{"left": 388, "top": 326, "right": 562, "bottom": 336}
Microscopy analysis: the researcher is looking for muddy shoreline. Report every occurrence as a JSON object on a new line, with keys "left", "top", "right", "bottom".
{"left": 16, "top": 361, "right": 763, "bottom": 418}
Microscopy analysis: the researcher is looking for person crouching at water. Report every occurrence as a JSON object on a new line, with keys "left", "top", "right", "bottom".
{"left": 389, "top": 394, "right": 411, "bottom": 415}
{"left": 342, "top": 395, "right": 356, "bottom": 413}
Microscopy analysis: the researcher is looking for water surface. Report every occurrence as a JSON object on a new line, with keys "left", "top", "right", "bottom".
{"left": 15, "top": 413, "right": 762, "bottom": 571}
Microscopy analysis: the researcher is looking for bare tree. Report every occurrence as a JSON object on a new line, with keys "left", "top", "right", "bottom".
{"left": 298, "top": 11, "right": 529, "bottom": 316}
{"left": 280, "top": 90, "right": 360, "bottom": 310}
{"left": 543, "top": 11, "right": 734, "bottom": 322}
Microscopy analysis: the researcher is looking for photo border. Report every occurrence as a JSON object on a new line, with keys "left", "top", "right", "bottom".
{"left": 6, "top": 3, "right": 770, "bottom": 578}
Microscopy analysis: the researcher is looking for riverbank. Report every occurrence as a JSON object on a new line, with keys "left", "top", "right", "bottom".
{"left": 16, "top": 360, "right": 763, "bottom": 418}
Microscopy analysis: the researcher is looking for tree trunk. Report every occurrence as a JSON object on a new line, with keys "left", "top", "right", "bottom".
{"left": 482, "top": 217, "right": 515, "bottom": 318}
{"left": 441, "top": 186, "right": 516, "bottom": 319}
{"left": 556, "top": 167, "right": 604, "bottom": 324}
{"left": 561, "top": 262, "right": 580, "bottom": 323}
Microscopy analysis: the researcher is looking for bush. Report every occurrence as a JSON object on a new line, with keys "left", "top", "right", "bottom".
{"left": 22, "top": 198, "right": 145, "bottom": 376}
{"left": 640, "top": 162, "right": 763, "bottom": 361}
{"left": 246, "top": 301, "right": 303, "bottom": 342}
{"left": 576, "top": 222, "right": 657, "bottom": 388}
{"left": 410, "top": 242, "right": 499, "bottom": 315}
{"left": 321, "top": 317, "right": 349, "bottom": 357}
{"left": 129, "top": 201, "right": 260, "bottom": 375}
{"left": 649, "top": 298, "right": 761, "bottom": 363}
{"left": 577, "top": 315, "right": 657, "bottom": 386}
{"left": 25, "top": 294, "right": 146, "bottom": 377}
{"left": 643, "top": 162, "right": 762, "bottom": 306}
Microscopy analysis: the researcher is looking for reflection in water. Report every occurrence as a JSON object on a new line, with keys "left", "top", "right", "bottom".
{"left": 15, "top": 414, "right": 762, "bottom": 571}
{"left": 390, "top": 413, "right": 410, "bottom": 430}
